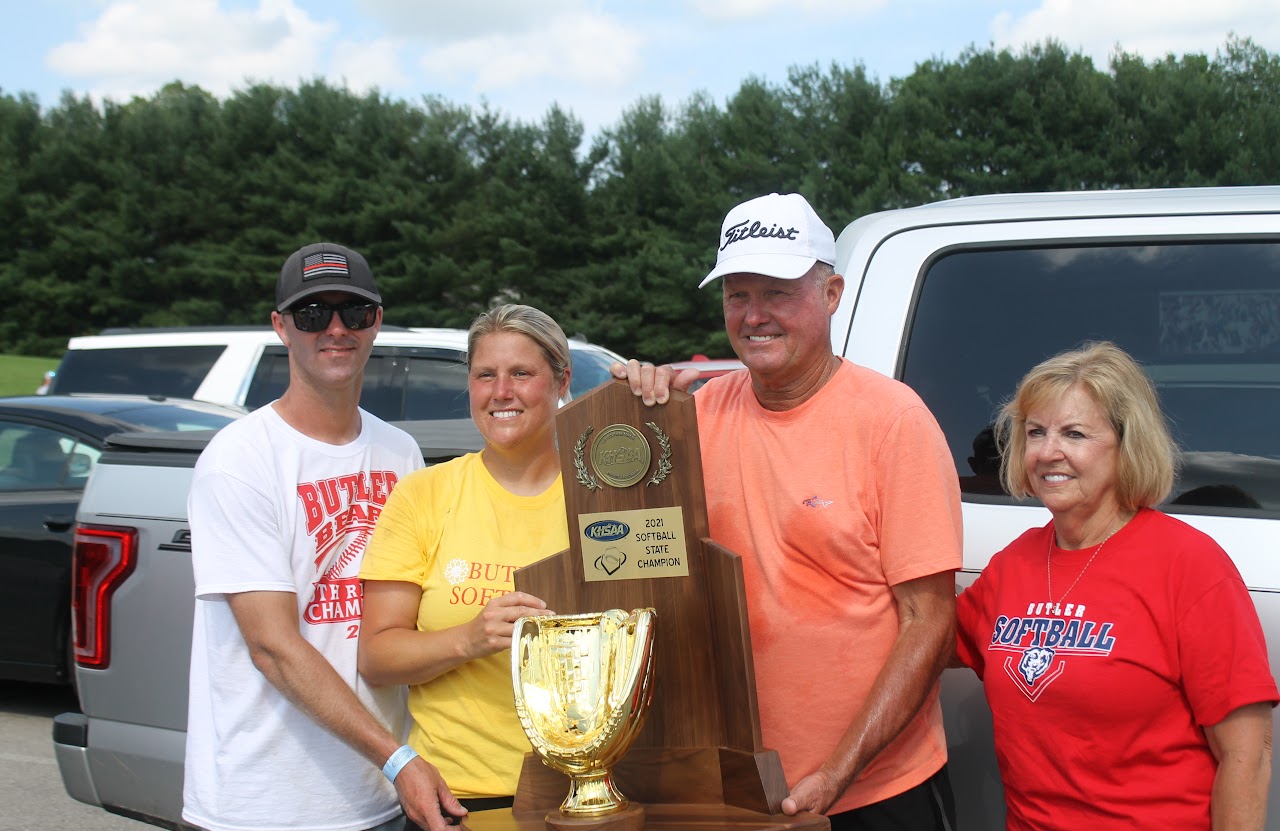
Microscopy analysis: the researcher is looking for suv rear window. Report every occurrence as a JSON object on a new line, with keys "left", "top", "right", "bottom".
{"left": 245, "top": 346, "right": 471, "bottom": 421}
{"left": 50, "top": 346, "right": 227, "bottom": 399}
{"left": 901, "top": 241, "right": 1280, "bottom": 514}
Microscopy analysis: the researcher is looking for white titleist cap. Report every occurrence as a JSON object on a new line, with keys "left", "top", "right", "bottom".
{"left": 699, "top": 192, "right": 836, "bottom": 288}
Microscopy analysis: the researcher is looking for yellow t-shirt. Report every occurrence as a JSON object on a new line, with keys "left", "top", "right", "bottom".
{"left": 359, "top": 452, "right": 569, "bottom": 797}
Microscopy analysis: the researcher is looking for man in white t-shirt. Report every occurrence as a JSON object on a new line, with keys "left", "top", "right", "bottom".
{"left": 183, "top": 242, "right": 465, "bottom": 831}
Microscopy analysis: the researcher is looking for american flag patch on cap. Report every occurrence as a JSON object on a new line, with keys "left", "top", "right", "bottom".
{"left": 302, "top": 252, "right": 350, "bottom": 281}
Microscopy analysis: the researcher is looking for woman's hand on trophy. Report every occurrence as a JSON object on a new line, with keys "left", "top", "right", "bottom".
{"left": 464, "top": 590, "right": 552, "bottom": 658}
{"left": 610, "top": 359, "right": 698, "bottom": 406}
{"left": 780, "top": 766, "right": 843, "bottom": 817}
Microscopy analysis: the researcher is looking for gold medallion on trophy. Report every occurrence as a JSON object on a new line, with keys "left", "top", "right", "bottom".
{"left": 511, "top": 609, "right": 657, "bottom": 831}
{"left": 589, "top": 425, "right": 652, "bottom": 488}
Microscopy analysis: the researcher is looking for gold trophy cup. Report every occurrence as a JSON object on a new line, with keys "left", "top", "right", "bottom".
{"left": 512, "top": 608, "right": 657, "bottom": 831}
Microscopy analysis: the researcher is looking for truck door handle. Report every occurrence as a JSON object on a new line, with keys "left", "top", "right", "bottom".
{"left": 43, "top": 515, "right": 74, "bottom": 533}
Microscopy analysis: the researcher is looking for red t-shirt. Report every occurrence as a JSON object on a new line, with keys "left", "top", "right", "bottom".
{"left": 696, "top": 360, "right": 963, "bottom": 812}
{"left": 957, "top": 507, "right": 1279, "bottom": 829}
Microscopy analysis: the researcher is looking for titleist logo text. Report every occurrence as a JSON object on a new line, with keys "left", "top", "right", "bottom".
{"left": 721, "top": 219, "right": 799, "bottom": 250}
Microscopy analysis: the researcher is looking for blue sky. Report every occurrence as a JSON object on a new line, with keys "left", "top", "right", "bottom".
{"left": 4, "top": 0, "right": 1278, "bottom": 141}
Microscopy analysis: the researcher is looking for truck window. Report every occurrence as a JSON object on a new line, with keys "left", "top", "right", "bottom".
{"left": 901, "top": 241, "right": 1280, "bottom": 514}
{"left": 50, "top": 346, "right": 227, "bottom": 398}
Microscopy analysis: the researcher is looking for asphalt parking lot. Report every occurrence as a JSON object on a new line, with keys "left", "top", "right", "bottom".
{"left": 0, "top": 680, "right": 140, "bottom": 831}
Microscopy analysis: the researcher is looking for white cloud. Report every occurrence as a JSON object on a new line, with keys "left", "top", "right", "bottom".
{"left": 688, "top": 0, "right": 886, "bottom": 23}
{"left": 329, "top": 37, "right": 408, "bottom": 94}
{"left": 991, "top": 0, "right": 1280, "bottom": 67}
{"left": 419, "top": 13, "right": 644, "bottom": 92}
{"left": 35, "top": 0, "right": 1276, "bottom": 132}
{"left": 43, "top": 0, "right": 405, "bottom": 101}
{"left": 356, "top": 0, "right": 590, "bottom": 42}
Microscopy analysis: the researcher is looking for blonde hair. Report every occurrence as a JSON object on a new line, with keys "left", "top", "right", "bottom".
{"left": 997, "top": 341, "right": 1178, "bottom": 510}
{"left": 467, "top": 304, "right": 570, "bottom": 382}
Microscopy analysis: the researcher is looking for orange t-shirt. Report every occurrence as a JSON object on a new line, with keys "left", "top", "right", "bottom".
{"left": 695, "top": 360, "right": 963, "bottom": 813}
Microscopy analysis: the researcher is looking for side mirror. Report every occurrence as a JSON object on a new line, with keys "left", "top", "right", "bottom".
{"left": 68, "top": 452, "right": 93, "bottom": 478}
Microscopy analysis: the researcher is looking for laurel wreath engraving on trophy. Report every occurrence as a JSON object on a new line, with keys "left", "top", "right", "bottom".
{"left": 574, "top": 426, "right": 601, "bottom": 491}
{"left": 645, "top": 422, "right": 672, "bottom": 487}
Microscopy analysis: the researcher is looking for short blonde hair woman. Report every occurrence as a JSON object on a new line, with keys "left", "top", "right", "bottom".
{"left": 359, "top": 304, "right": 573, "bottom": 829}
{"left": 954, "top": 341, "right": 1277, "bottom": 830}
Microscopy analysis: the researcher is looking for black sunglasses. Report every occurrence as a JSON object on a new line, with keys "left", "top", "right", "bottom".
{"left": 286, "top": 302, "right": 379, "bottom": 332}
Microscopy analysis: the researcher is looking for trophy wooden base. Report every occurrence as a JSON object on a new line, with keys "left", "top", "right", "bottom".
{"left": 512, "top": 748, "right": 789, "bottom": 817}
{"left": 460, "top": 803, "right": 828, "bottom": 831}
{"left": 544, "top": 803, "right": 646, "bottom": 831}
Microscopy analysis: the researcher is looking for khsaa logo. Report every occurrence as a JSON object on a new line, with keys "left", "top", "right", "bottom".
{"left": 584, "top": 520, "right": 629, "bottom": 541}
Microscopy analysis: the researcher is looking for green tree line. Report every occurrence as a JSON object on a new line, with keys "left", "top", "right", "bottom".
{"left": 2, "top": 37, "right": 1278, "bottom": 361}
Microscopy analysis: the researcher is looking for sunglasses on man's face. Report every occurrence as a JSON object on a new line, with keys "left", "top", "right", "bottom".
{"left": 286, "top": 302, "right": 379, "bottom": 332}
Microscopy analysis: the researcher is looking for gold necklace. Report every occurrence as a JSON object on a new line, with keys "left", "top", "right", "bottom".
{"left": 1047, "top": 525, "right": 1119, "bottom": 605}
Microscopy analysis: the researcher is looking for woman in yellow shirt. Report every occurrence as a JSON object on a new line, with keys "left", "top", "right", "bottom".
{"left": 359, "top": 304, "right": 569, "bottom": 825}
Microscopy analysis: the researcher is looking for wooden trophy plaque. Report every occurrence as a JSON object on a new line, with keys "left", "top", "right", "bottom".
{"left": 461, "top": 380, "right": 828, "bottom": 831}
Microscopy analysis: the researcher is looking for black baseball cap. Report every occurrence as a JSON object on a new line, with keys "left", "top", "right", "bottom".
{"left": 276, "top": 242, "right": 382, "bottom": 312}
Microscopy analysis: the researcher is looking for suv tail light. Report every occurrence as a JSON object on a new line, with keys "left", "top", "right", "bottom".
{"left": 72, "top": 524, "right": 138, "bottom": 669}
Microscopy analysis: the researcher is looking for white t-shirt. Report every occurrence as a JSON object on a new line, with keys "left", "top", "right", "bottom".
{"left": 182, "top": 404, "right": 423, "bottom": 831}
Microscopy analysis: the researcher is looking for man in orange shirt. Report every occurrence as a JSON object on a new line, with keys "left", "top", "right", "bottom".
{"left": 614, "top": 193, "right": 963, "bottom": 831}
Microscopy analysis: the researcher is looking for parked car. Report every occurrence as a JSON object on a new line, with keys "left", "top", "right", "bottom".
{"left": 0, "top": 394, "right": 244, "bottom": 686}
{"left": 49, "top": 326, "right": 624, "bottom": 419}
{"left": 667, "top": 355, "right": 747, "bottom": 392}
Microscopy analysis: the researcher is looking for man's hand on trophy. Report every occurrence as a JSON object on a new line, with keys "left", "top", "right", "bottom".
{"left": 396, "top": 755, "right": 468, "bottom": 831}
{"left": 609, "top": 359, "right": 698, "bottom": 406}
{"left": 465, "top": 591, "right": 552, "bottom": 657}
{"left": 780, "top": 767, "right": 843, "bottom": 817}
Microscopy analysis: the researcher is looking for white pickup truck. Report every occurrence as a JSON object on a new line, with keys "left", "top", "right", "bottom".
{"left": 55, "top": 186, "right": 1280, "bottom": 829}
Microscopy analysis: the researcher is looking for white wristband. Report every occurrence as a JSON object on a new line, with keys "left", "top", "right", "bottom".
{"left": 382, "top": 745, "right": 418, "bottom": 782}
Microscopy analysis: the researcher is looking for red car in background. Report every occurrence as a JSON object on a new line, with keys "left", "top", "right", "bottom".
{"left": 667, "top": 355, "right": 746, "bottom": 392}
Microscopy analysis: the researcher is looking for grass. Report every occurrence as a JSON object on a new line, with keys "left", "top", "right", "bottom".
{"left": 0, "top": 354, "right": 60, "bottom": 397}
